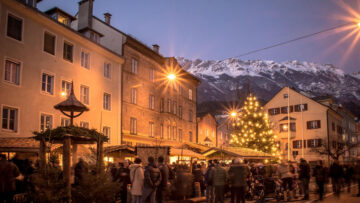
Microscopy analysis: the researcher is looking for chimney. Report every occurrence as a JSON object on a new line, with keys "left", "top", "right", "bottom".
{"left": 78, "top": 0, "right": 94, "bottom": 30}
{"left": 104, "top": 13, "right": 112, "bottom": 25}
{"left": 152, "top": 44, "right": 159, "bottom": 53}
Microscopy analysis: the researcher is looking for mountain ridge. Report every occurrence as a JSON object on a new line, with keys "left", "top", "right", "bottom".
{"left": 177, "top": 57, "right": 360, "bottom": 118}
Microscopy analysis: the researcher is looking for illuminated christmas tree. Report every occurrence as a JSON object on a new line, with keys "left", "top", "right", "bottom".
{"left": 230, "top": 94, "right": 280, "bottom": 155}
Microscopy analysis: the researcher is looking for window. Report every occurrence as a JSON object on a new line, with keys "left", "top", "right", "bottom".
{"left": 40, "top": 114, "right": 52, "bottom": 132}
{"left": 294, "top": 104, "right": 308, "bottom": 112}
{"left": 189, "top": 131, "right": 193, "bottom": 142}
{"left": 179, "top": 129, "right": 183, "bottom": 142}
{"left": 2, "top": 107, "right": 18, "bottom": 132}
{"left": 281, "top": 106, "right": 293, "bottom": 114}
{"left": 61, "top": 81, "right": 71, "bottom": 96}
{"left": 103, "top": 93, "right": 111, "bottom": 110}
{"left": 130, "top": 118, "right": 137, "bottom": 134}
{"left": 61, "top": 118, "right": 70, "bottom": 127}
{"left": 167, "top": 125, "right": 171, "bottom": 140}
{"left": 293, "top": 140, "right": 302, "bottom": 149}
{"left": 149, "top": 95, "right": 155, "bottom": 110}
{"left": 4, "top": 60, "right": 20, "bottom": 85}
{"left": 189, "top": 110, "right": 193, "bottom": 122}
{"left": 167, "top": 99, "right": 171, "bottom": 113}
{"left": 280, "top": 123, "right": 296, "bottom": 132}
{"left": 81, "top": 51, "right": 90, "bottom": 69}
{"left": 89, "top": 32, "right": 100, "bottom": 43}
{"left": 173, "top": 101, "right": 177, "bottom": 115}
{"left": 292, "top": 151, "right": 299, "bottom": 156}
{"left": 149, "top": 122, "right": 154, "bottom": 137}
{"left": 44, "top": 32, "right": 55, "bottom": 55}
{"left": 41, "top": 73, "right": 54, "bottom": 94}
{"left": 160, "top": 98, "right": 164, "bottom": 112}
{"left": 104, "top": 63, "right": 111, "bottom": 79}
{"left": 307, "top": 139, "right": 322, "bottom": 148}
{"left": 160, "top": 124, "right": 164, "bottom": 139}
{"left": 179, "top": 106, "right": 183, "bottom": 119}
{"left": 189, "top": 89, "right": 193, "bottom": 100}
{"left": 80, "top": 121, "right": 89, "bottom": 129}
{"left": 307, "top": 120, "right": 321, "bottom": 129}
{"left": 131, "top": 59, "right": 138, "bottom": 74}
{"left": 173, "top": 126, "right": 177, "bottom": 140}
{"left": 7, "top": 14, "right": 22, "bottom": 41}
{"left": 332, "top": 122, "right": 335, "bottom": 131}
{"left": 149, "top": 68, "right": 155, "bottom": 82}
{"left": 283, "top": 94, "right": 288, "bottom": 99}
{"left": 57, "top": 14, "right": 70, "bottom": 26}
{"left": 63, "top": 41, "right": 73, "bottom": 62}
{"left": 103, "top": 126, "right": 111, "bottom": 143}
{"left": 131, "top": 88, "right": 137, "bottom": 104}
{"left": 80, "top": 85, "right": 89, "bottom": 105}
{"left": 268, "top": 108, "right": 280, "bottom": 115}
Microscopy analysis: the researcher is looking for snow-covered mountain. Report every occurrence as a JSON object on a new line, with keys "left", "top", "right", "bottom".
{"left": 177, "top": 57, "right": 360, "bottom": 117}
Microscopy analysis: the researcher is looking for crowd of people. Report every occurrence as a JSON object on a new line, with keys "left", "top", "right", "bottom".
{"left": 2, "top": 153, "right": 360, "bottom": 203}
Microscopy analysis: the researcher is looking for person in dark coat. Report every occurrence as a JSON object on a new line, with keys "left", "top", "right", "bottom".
{"left": 141, "top": 156, "right": 162, "bottom": 203}
{"left": 329, "top": 160, "right": 343, "bottom": 198}
{"left": 343, "top": 164, "right": 353, "bottom": 193}
{"left": 118, "top": 160, "right": 131, "bottom": 203}
{"left": 0, "top": 154, "right": 20, "bottom": 203}
{"left": 354, "top": 160, "right": 360, "bottom": 197}
{"left": 205, "top": 160, "right": 215, "bottom": 203}
{"left": 299, "top": 158, "right": 310, "bottom": 200}
{"left": 211, "top": 159, "right": 228, "bottom": 203}
{"left": 228, "top": 158, "right": 249, "bottom": 203}
{"left": 74, "top": 158, "right": 89, "bottom": 185}
{"left": 313, "top": 160, "right": 326, "bottom": 201}
{"left": 157, "top": 156, "right": 169, "bottom": 203}
{"left": 192, "top": 164, "right": 205, "bottom": 196}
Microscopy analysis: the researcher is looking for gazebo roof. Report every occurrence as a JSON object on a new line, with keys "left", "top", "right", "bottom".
{"left": 54, "top": 83, "right": 89, "bottom": 112}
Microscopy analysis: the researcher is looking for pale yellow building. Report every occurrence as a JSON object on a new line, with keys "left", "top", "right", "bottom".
{"left": 0, "top": 0, "right": 124, "bottom": 151}
{"left": 264, "top": 87, "right": 343, "bottom": 164}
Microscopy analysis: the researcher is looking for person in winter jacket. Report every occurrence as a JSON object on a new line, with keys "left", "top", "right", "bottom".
{"left": 0, "top": 154, "right": 20, "bottom": 203}
{"left": 329, "top": 160, "right": 343, "bottom": 198}
{"left": 298, "top": 159, "right": 310, "bottom": 200}
{"left": 141, "top": 156, "right": 162, "bottom": 203}
{"left": 157, "top": 156, "right": 169, "bottom": 203}
{"left": 228, "top": 158, "right": 249, "bottom": 203}
{"left": 205, "top": 160, "right": 215, "bottom": 203}
{"left": 354, "top": 160, "right": 360, "bottom": 197}
{"left": 313, "top": 160, "right": 326, "bottom": 201}
{"left": 130, "top": 158, "right": 144, "bottom": 203}
{"left": 277, "top": 160, "right": 293, "bottom": 201}
{"left": 211, "top": 159, "right": 228, "bottom": 203}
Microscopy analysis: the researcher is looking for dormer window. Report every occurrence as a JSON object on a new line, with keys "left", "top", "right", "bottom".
{"left": 45, "top": 7, "right": 75, "bottom": 27}
{"left": 90, "top": 32, "right": 100, "bottom": 43}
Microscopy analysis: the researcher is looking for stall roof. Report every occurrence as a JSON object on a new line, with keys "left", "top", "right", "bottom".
{"left": 104, "top": 145, "right": 135, "bottom": 154}
{"left": 202, "top": 147, "right": 272, "bottom": 159}
{"left": 0, "top": 137, "right": 39, "bottom": 153}
{"left": 170, "top": 148, "right": 205, "bottom": 159}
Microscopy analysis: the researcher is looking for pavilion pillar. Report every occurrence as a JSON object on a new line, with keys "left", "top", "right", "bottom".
{"left": 39, "top": 139, "right": 46, "bottom": 173}
{"left": 96, "top": 140, "right": 104, "bottom": 173}
{"left": 72, "top": 143, "right": 78, "bottom": 167}
{"left": 63, "top": 135, "right": 72, "bottom": 202}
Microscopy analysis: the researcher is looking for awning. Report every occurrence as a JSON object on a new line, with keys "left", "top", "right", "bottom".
{"left": 170, "top": 148, "right": 205, "bottom": 159}
{"left": 0, "top": 137, "right": 40, "bottom": 153}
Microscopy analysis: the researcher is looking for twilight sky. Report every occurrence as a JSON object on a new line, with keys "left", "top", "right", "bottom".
{"left": 38, "top": 0, "right": 360, "bottom": 73}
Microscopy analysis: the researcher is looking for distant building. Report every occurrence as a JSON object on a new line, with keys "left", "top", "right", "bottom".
{"left": 264, "top": 87, "right": 344, "bottom": 164}
{"left": 197, "top": 112, "right": 217, "bottom": 147}
{"left": 216, "top": 115, "right": 232, "bottom": 147}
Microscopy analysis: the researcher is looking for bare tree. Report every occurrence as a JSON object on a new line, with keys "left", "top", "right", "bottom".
{"left": 312, "top": 138, "right": 359, "bottom": 161}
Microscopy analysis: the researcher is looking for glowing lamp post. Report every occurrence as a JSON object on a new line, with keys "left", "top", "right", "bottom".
{"left": 167, "top": 73, "right": 176, "bottom": 81}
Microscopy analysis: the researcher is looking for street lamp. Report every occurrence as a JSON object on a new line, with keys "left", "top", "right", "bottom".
{"left": 167, "top": 73, "right": 176, "bottom": 81}
{"left": 230, "top": 111, "right": 237, "bottom": 118}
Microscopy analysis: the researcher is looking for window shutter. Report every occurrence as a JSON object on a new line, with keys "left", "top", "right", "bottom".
{"left": 317, "top": 120, "right": 321, "bottom": 128}
{"left": 303, "top": 140, "right": 306, "bottom": 148}
{"left": 307, "top": 139, "right": 311, "bottom": 148}
{"left": 317, "top": 139, "right": 322, "bottom": 147}
{"left": 293, "top": 141, "right": 296, "bottom": 148}
{"left": 307, "top": 121, "right": 311, "bottom": 129}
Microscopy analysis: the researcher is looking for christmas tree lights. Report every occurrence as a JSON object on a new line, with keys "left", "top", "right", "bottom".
{"left": 230, "top": 94, "right": 280, "bottom": 156}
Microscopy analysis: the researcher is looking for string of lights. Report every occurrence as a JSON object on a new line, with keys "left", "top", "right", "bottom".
{"left": 228, "top": 22, "right": 354, "bottom": 59}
